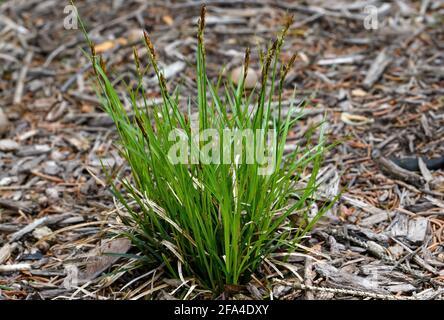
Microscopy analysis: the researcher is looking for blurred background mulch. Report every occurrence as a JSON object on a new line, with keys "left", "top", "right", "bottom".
{"left": 0, "top": 0, "right": 443, "bottom": 300}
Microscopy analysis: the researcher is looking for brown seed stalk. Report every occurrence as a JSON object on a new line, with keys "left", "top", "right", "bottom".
{"left": 270, "top": 39, "right": 278, "bottom": 56}
{"left": 243, "top": 47, "right": 250, "bottom": 81}
{"left": 143, "top": 30, "right": 156, "bottom": 60}
{"left": 90, "top": 42, "right": 97, "bottom": 75}
{"left": 199, "top": 4, "right": 206, "bottom": 32}
{"left": 283, "top": 15, "right": 294, "bottom": 36}
{"left": 99, "top": 55, "right": 107, "bottom": 76}
{"left": 160, "top": 73, "right": 167, "bottom": 92}
{"left": 197, "top": 5, "right": 206, "bottom": 47}
{"left": 282, "top": 53, "right": 297, "bottom": 80}
{"left": 261, "top": 40, "right": 277, "bottom": 85}
{"left": 89, "top": 42, "right": 96, "bottom": 57}
{"left": 133, "top": 46, "right": 141, "bottom": 75}
{"left": 135, "top": 115, "right": 148, "bottom": 141}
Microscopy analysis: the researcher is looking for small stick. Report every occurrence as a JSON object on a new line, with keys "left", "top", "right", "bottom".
{"left": 363, "top": 49, "right": 392, "bottom": 89}
{"left": 328, "top": 228, "right": 430, "bottom": 280}
{"left": 9, "top": 213, "right": 72, "bottom": 242}
{"left": 8, "top": 217, "right": 48, "bottom": 242}
{"left": 292, "top": 282, "right": 418, "bottom": 300}
{"left": 13, "top": 51, "right": 33, "bottom": 104}
{"left": 372, "top": 150, "right": 425, "bottom": 188}
{"left": 30, "top": 170, "right": 65, "bottom": 183}
{"left": 0, "top": 263, "right": 31, "bottom": 273}
{"left": 304, "top": 257, "right": 315, "bottom": 300}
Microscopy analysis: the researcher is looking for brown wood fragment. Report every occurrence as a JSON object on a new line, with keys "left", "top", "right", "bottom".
{"left": 363, "top": 49, "right": 392, "bottom": 89}
{"left": 372, "top": 151, "right": 425, "bottom": 188}
{"left": 77, "top": 238, "right": 131, "bottom": 283}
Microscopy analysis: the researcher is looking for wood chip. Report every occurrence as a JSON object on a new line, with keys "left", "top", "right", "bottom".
{"left": 363, "top": 49, "right": 392, "bottom": 89}
{"left": 0, "top": 108, "right": 11, "bottom": 135}
{"left": 0, "top": 263, "right": 31, "bottom": 273}
{"left": 78, "top": 238, "right": 131, "bottom": 283}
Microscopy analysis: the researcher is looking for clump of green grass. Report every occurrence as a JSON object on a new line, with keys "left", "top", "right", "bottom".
{"left": 86, "top": 6, "right": 335, "bottom": 295}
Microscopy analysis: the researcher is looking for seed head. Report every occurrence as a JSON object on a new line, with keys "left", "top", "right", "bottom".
{"left": 160, "top": 73, "right": 167, "bottom": 91}
{"left": 133, "top": 46, "right": 141, "bottom": 75}
{"left": 270, "top": 39, "right": 278, "bottom": 55}
{"left": 99, "top": 55, "right": 107, "bottom": 75}
{"left": 135, "top": 115, "right": 148, "bottom": 140}
{"left": 243, "top": 47, "right": 250, "bottom": 81}
{"left": 282, "top": 53, "right": 296, "bottom": 80}
{"left": 90, "top": 42, "right": 97, "bottom": 75}
{"left": 283, "top": 15, "right": 294, "bottom": 36}
{"left": 261, "top": 40, "right": 277, "bottom": 84}
{"left": 199, "top": 4, "right": 206, "bottom": 32}
{"left": 143, "top": 30, "right": 156, "bottom": 60}
{"left": 197, "top": 4, "right": 206, "bottom": 47}
{"left": 89, "top": 42, "right": 96, "bottom": 57}
{"left": 287, "top": 53, "right": 297, "bottom": 70}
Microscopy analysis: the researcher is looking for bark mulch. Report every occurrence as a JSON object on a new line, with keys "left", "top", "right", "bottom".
{"left": 0, "top": 0, "right": 443, "bottom": 300}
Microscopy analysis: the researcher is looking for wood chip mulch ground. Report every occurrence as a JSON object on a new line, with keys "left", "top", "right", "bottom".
{"left": 0, "top": 0, "right": 443, "bottom": 300}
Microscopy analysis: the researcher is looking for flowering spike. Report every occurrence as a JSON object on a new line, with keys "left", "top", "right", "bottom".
{"left": 143, "top": 30, "right": 156, "bottom": 60}
{"left": 199, "top": 4, "right": 206, "bottom": 32}
{"left": 133, "top": 46, "right": 141, "bottom": 75}
{"left": 243, "top": 47, "right": 250, "bottom": 81}
{"left": 283, "top": 15, "right": 294, "bottom": 36}
{"left": 99, "top": 55, "right": 107, "bottom": 75}
{"left": 90, "top": 42, "right": 97, "bottom": 75}
{"left": 282, "top": 53, "right": 296, "bottom": 81}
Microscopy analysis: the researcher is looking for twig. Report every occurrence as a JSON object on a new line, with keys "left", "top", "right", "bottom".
{"left": 363, "top": 49, "right": 392, "bottom": 89}
{"left": 303, "top": 257, "right": 315, "bottom": 300}
{"left": 0, "top": 263, "right": 31, "bottom": 273}
{"left": 13, "top": 51, "right": 33, "bottom": 104}
{"left": 292, "top": 281, "right": 418, "bottom": 300}
{"left": 8, "top": 213, "right": 72, "bottom": 242}
{"left": 328, "top": 228, "right": 430, "bottom": 280}
{"left": 372, "top": 150, "right": 425, "bottom": 188}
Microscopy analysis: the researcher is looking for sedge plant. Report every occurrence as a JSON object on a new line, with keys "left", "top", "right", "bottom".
{"left": 86, "top": 6, "right": 335, "bottom": 295}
